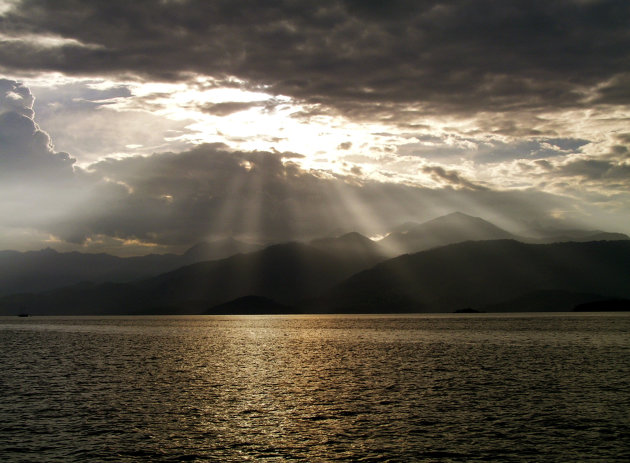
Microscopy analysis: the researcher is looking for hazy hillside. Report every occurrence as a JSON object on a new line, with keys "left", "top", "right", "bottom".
{"left": 379, "top": 212, "right": 516, "bottom": 255}
{"left": 180, "top": 238, "right": 262, "bottom": 262}
{"left": 0, "top": 236, "right": 384, "bottom": 315}
{"left": 0, "top": 238, "right": 260, "bottom": 296}
{"left": 2, "top": 212, "right": 626, "bottom": 299}
{"left": 379, "top": 212, "right": 628, "bottom": 256}
{"left": 2, "top": 212, "right": 629, "bottom": 315}
{"left": 0, "top": 248, "right": 131, "bottom": 296}
{"left": 138, "top": 234, "right": 386, "bottom": 308}
{"left": 138, "top": 242, "right": 347, "bottom": 308}
{"left": 315, "top": 240, "right": 630, "bottom": 313}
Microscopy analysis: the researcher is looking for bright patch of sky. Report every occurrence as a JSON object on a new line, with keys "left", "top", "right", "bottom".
{"left": 17, "top": 74, "right": 416, "bottom": 178}
{"left": 10, "top": 71, "right": 628, "bottom": 197}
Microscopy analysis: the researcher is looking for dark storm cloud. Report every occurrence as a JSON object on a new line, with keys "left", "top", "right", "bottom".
{"left": 616, "top": 133, "right": 630, "bottom": 144}
{"left": 2, "top": 0, "right": 629, "bottom": 117}
{"left": 558, "top": 158, "right": 630, "bottom": 182}
{"left": 200, "top": 101, "right": 263, "bottom": 116}
{"left": 421, "top": 165, "right": 487, "bottom": 191}
{"left": 531, "top": 138, "right": 630, "bottom": 191}
{"left": 349, "top": 165, "right": 362, "bottom": 175}
{"left": 592, "top": 73, "right": 630, "bottom": 105}
{"left": 196, "top": 97, "right": 288, "bottom": 117}
{"left": 534, "top": 159, "right": 553, "bottom": 170}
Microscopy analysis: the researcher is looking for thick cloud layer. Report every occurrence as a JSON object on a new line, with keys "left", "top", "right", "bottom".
{"left": 1, "top": 0, "right": 628, "bottom": 117}
{"left": 0, "top": 79, "right": 74, "bottom": 178}
{"left": 44, "top": 144, "right": 588, "bottom": 248}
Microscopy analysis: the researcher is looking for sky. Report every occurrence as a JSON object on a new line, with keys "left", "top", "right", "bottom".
{"left": 0, "top": 0, "right": 629, "bottom": 255}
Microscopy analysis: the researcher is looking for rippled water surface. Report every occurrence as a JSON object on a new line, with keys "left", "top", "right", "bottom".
{"left": 1, "top": 314, "right": 629, "bottom": 462}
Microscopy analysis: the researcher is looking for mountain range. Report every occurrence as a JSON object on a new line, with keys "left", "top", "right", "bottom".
{"left": 0, "top": 212, "right": 628, "bottom": 315}
{"left": 313, "top": 239, "right": 630, "bottom": 313}
{"left": 0, "top": 237, "right": 260, "bottom": 296}
{"left": 378, "top": 211, "right": 628, "bottom": 255}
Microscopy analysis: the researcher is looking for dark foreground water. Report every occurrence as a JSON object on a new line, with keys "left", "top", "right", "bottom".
{"left": 1, "top": 314, "right": 629, "bottom": 462}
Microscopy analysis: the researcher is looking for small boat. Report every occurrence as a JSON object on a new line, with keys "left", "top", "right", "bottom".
{"left": 18, "top": 313, "right": 29, "bottom": 317}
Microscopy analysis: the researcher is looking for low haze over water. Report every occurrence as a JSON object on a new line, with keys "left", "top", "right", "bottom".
{"left": 1, "top": 314, "right": 629, "bottom": 462}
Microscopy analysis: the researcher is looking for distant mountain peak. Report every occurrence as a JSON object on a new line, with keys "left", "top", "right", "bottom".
{"left": 444, "top": 211, "right": 473, "bottom": 218}
{"left": 428, "top": 211, "right": 484, "bottom": 223}
{"left": 381, "top": 212, "right": 514, "bottom": 255}
{"left": 336, "top": 231, "right": 373, "bottom": 243}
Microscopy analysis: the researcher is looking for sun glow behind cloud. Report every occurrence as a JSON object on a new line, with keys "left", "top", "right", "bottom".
{"left": 27, "top": 74, "right": 432, "bottom": 181}
{"left": 117, "top": 78, "right": 405, "bottom": 175}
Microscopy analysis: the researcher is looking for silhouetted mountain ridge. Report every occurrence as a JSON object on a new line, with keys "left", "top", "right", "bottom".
{"left": 2, "top": 239, "right": 630, "bottom": 315}
{"left": 182, "top": 238, "right": 261, "bottom": 261}
{"left": 315, "top": 239, "right": 630, "bottom": 313}
{"left": 0, "top": 238, "right": 260, "bottom": 296}
{"left": 0, "top": 237, "right": 384, "bottom": 315}
{"left": 1, "top": 212, "right": 629, "bottom": 314}
{"left": 379, "top": 212, "right": 628, "bottom": 255}
{"left": 2, "top": 212, "right": 626, "bottom": 298}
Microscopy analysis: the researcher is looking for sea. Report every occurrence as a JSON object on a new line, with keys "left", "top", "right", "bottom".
{"left": 1, "top": 313, "right": 629, "bottom": 462}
